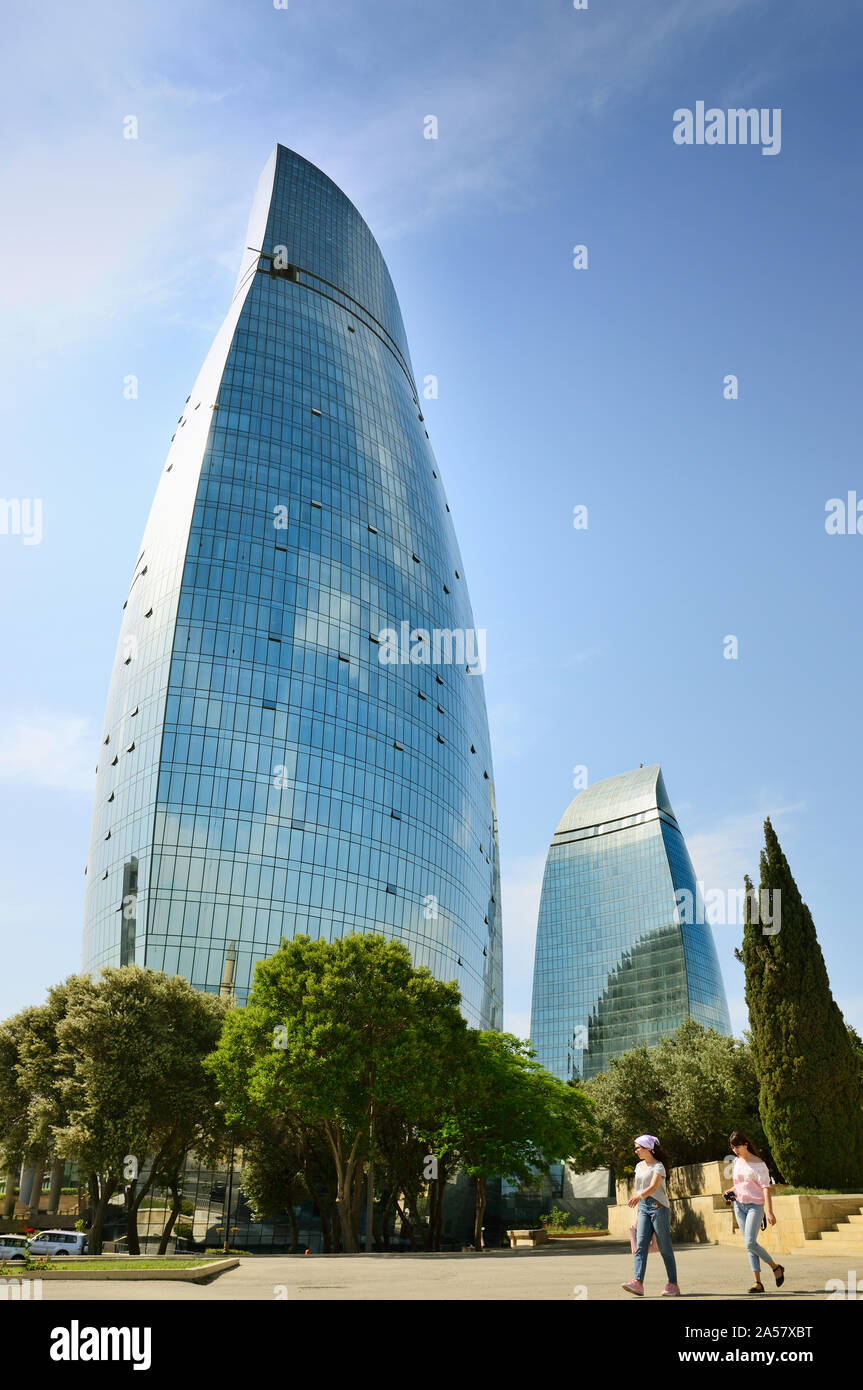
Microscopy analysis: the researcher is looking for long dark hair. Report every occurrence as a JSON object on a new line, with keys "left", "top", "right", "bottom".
{"left": 652, "top": 1140, "right": 673, "bottom": 1174}
{"left": 729, "top": 1130, "right": 762, "bottom": 1160}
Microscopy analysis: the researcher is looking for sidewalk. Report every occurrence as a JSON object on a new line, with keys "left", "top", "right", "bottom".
{"left": 32, "top": 1240, "right": 861, "bottom": 1300}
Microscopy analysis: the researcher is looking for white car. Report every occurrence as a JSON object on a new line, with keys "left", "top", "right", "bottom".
{"left": 0, "top": 1235, "right": 31, "bottom": 1262}
{"left": 27, "top": 1230, "right": 87, "bottom": 1257}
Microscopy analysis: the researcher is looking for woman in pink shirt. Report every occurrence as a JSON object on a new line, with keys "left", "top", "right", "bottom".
{"left": 723, "top": 1130, "right": 785, "bottom": 1293}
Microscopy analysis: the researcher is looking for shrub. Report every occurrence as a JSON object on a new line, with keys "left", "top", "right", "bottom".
{"left": 539, "top": 1206, "right": 571, "bottom": 1230}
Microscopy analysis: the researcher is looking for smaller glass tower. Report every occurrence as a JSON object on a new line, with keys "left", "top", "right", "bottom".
{"left": 530, "top": 765, "right": 730, "bottom": 1082}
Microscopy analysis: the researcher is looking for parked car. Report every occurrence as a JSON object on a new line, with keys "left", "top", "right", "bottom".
{"left": 27, "top": 1230, "right": 87, "bottom": 1257}
{"left": 0, "top": 1234, "right": 31, "bottom": 1262}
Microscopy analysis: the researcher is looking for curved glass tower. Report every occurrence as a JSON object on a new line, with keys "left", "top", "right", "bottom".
{"left": 530, "top": 765, "right": 729, "bottom": 1080}
{"left": 82, "top": 145, "right": 502, "bottom": 1030}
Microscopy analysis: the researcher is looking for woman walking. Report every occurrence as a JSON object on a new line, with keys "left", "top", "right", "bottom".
{"left": 725, "top": 1130, "right": 785, "bottom": 1293}
{"left": 622, "top": 1134, "right": 681, "bottom": 1297}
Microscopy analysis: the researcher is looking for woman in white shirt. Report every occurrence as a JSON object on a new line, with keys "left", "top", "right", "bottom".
{"left": 723, "top": 1129, "right": 785, "bottom": 1293}
{"left": 622, "top": 1134, "right": 681, "bottom": 1297}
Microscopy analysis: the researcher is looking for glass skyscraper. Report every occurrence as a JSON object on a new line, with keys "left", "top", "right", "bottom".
{"left": 82, "top": 144, "right": 502, "bottom": 1031}
{"left": 530, "top": 765, "right": 729, "bottom": 1081}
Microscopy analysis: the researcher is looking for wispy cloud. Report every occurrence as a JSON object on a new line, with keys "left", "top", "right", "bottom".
{"left": 0, "top": 0, "right": 768, "bottom": 352}
{"left": 686, "top": 800, "right": 806, "bottom": 893}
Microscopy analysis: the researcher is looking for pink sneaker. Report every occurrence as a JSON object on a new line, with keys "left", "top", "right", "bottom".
{"left": 622, "top": 1279, "right": 644, "bottom": 1296}
{"left": 662, "top": 1282, "right": 681, "bottom": 1296}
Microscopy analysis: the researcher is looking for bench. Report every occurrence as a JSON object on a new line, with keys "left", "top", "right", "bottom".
{"left": 507, "top": 1228, "right": 549, "bottom": 1249}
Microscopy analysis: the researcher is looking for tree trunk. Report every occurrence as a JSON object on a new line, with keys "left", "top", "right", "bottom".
{"left": 2, "top": 1163, "right": 17, "bottom": 1218}
{"left": 325, "top": 1121, "right": 362, "bottom": 1253}
{"left": 124, "top": 1176, "right": 141, "bottom": 1255}
{"left": 350, "top": 1163, "right": 364, "bottom": 1251}
{"left": 86, "top": 1172, "right": 99, "bottom": 1228}
{"left": 47, "top": 1157, "right": 64, "bottom": 1214}
{"left": 402, "top": 1179, "right": 430, "bottom": 1250}
{"left": 473, "top": 1175, "right": 486, "bottom": 1250}
{"left": 365, "top": 1159, "right": 375, "bottom": 1252}
{"left": 336, "top": 1179, "right": 358, "bottom": 1251}
{"left": 123, "top": 1155, "right": 162, "bottom": 1256}
{"left": 89, "top": 1177, "right": 117, "bottom": 1256}
{"left": 156, "top": 1187, "right": 183, "bottom": 1255}
{"left": 25, "top": 1156, "right": 46, "bottom": 1220}
{"left": 395, "top": 1198, "right": 417, "bottom": 1250}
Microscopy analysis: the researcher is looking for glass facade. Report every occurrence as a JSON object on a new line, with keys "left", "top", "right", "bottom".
{"left": 82, "top": 145, "right": 502, "bottom": 1030}
{"left": 530, "top": 765, "right": 730, "bottom": 1081}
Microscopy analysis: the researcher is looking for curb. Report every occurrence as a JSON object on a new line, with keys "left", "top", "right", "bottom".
{"left": 5, "top": 1258, "right": 239, "bottom": 1282}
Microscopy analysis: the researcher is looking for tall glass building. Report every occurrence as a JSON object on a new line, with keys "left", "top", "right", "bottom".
{"left": 530, "top": 765, "right": 729, "bottom": 1081}
{"left": 82, "top": 145, "right": 502, "bottom": 1031}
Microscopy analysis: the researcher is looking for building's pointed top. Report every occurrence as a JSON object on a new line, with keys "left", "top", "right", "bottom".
{"left": 554, "top": 763, "right": 675, "bottom": 837}
{"left": 235, "top": 144, "right": 411, "bottom": 371}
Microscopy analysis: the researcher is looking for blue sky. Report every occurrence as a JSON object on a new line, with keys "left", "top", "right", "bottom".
{"left": 1, "top": 0, "right": 861, "bottom": 1042}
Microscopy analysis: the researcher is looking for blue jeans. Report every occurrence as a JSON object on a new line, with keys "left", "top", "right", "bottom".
{"left": 735, "top": 1201, "right": 774, "bottom": 1274}
{"left": 634, "top": 1197, "right": 677, "bottom": 1284}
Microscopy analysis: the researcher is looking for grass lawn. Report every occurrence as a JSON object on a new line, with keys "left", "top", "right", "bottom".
{"left": 33, "top": 1257, "right": 220, "bottom": 1271}
{"left": 547, "top": 1227, "right": 610, "bottom": 1235}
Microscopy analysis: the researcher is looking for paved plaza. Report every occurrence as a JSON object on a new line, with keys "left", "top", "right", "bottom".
{"left": 31, "top": 1240, "right": 860, "bottom": 1300}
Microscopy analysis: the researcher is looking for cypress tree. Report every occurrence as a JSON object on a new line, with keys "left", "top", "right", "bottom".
{"left": 740, "top": 818, "right": 863, "bottom": 1188}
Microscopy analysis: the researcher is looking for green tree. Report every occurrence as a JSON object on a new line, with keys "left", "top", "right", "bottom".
{"left": 0, "top": 1012, "right": 41, "bottom": 1215}
{"left": 0, "top": 983, "right": 84, "bottom": 1220}
{"left": 52, "top": 967, "right": 227, "bottom": 1253}
{"left": 207, "top": 932, "right": 468, "bottom": 1253}
{"left": 739, "top": 818, "right": 863, "bottom": 1187}
{"left": 847, "top": 1025, "right": 863, "bottom": 1096}
{"left": 437, "top": 1032, "right": 595, "bottom": 1247}
{"left": 580, "top": 1020, "right": 770, "bottom": 1173}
